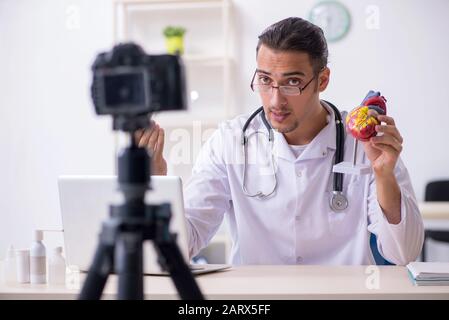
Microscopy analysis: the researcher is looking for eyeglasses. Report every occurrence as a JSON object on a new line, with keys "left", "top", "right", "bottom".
{"left": 250, "top": 70, "right": 316, "bottom": 96}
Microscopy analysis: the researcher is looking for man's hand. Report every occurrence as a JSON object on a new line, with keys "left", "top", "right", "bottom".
{"left": 361, "top": 110, "right": 403, "bottom": 176}
{"left": 362, "top": 110, "right": 403, "bottom": 224}
{"left": 135, "top": 121, "right": 167, "bottom": 175}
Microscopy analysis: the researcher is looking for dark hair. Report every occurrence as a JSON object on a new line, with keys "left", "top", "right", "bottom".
{"left": 256, "top": 17, "right": 328, "bottom": 75}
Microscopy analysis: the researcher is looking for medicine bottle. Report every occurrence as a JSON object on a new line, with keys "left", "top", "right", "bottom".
{"left": 3, "top": 245, "right": 16, "bottom": 284}
{"left": 16, "top": 249, "right": 30, "bottom": 283}
{"left": 30, "top": 230, "right": 46, "bottom": 284}
{"left": 48, "top": 247, "right": 66, "bottom": 285}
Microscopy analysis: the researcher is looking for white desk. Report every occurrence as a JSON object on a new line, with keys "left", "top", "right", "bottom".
{"left": 419, "top": 202, "right": 449, "bottom": 230}
{"left": 419, "top": 202, "right": 449, "bottom": 220}
{"left": 1, "top": 265, "right": 448, "bottom": 300}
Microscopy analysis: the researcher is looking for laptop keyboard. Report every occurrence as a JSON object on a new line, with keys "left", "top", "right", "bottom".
{"left": 189, "top": 264, "right": 205, "bottom": 270}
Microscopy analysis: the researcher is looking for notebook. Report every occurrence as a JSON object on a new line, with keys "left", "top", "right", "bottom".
{"left": 406, "top": 262, "right": 449, "bottom": 286}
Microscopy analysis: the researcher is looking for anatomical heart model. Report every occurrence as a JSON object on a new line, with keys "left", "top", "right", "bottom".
{"left": 333, "top": 90, "right": 387, "bottom": 175}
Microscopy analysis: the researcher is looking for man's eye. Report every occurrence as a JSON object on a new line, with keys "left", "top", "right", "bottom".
{"left": 258, "top": 77, "right": 271, "bottom": 84}
{"left": 287, "top": 78, "right": 301, "bottom": 86}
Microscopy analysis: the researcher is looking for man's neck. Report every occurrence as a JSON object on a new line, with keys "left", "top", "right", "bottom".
{"left": 284, "top": 101, "right": 329, "bottom": 145}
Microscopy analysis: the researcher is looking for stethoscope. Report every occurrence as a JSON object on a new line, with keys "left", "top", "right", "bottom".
{"left": 241, "top": 100, "right": 349, "bottom": 212}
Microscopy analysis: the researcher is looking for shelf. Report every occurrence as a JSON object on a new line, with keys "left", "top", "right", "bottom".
{"left": 116, "top": 0, "right": 227, "bottom": 11}
{"left": 151, "top": 111, "right": 224, "bottom": 128}
{"left": 113, "top": 0, "right": 233, "bottom": 126}
{"left": 182, "top": 55, "right": 230, "bottom": 67}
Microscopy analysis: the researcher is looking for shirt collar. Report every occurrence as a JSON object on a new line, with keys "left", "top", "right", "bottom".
{"left": 273, "top": 100, "right": 338, "bottom": 162}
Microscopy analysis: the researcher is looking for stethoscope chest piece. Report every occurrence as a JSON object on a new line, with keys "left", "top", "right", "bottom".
{"left": 330, "top": 191, "right": 348, "bottom": 211}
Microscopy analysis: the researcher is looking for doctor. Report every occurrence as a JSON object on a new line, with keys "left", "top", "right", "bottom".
{"left": 137, "top": 17, "right": 424, "bottom": 265}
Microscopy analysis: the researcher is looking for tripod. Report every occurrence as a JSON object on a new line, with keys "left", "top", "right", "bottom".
{"left": 79, "top": 128, "right": 204, "bottom": 300}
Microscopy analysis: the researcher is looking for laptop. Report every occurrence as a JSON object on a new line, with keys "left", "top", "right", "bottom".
{"left": 57, "top": 175, "right": 231, "bottom": 275}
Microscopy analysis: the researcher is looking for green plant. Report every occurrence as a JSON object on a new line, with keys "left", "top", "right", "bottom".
{"left": 163, "top": 26, "right": 186, "bottom": 38}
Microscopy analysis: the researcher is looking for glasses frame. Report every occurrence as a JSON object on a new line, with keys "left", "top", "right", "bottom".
{"left": 250, "top": 70, "right": 317, "bottom": 96}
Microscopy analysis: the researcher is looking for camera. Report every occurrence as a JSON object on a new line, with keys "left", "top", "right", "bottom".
{"left": 91, "top": 42, "right": 186, "bottom": 128}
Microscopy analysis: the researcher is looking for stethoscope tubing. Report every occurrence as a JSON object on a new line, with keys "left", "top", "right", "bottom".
{"left": 241, "top": 100, "right": 347, "bottom": 210}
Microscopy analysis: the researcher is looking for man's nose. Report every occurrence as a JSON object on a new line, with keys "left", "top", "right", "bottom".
{"left": 270, "top": 87, "right": 287, "bottom": 107}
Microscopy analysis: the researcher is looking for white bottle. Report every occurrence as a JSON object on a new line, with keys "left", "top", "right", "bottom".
{"left": 30, "top": 230, "right": 46, "bottom": 284}
{"left": 3, "top": 245, "right": 16, "bottom": 284}
{"left": 16, "top": 249, "right": 30, "bottom": 283}
{"left": 48, "top": 247, "right": 66, "bottom": 285}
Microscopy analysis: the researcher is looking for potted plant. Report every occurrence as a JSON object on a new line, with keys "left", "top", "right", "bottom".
{"left": 163, "top": 26, "right": 187, "bottom": 55}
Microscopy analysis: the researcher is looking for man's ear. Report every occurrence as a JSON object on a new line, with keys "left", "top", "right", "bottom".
{"left": 318, "top": 67, "right": 330, "bottom": 92}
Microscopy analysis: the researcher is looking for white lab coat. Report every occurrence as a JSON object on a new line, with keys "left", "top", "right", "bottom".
{"left": 184, "top": 102, "right": 424, "bottom": 265}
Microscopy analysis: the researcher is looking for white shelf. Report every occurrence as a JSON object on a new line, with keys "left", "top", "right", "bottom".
{"left": 182, "top": 55, "right": 230, "bottom": 67}
{"left": 123, "top": 0, "right": 226, "bottom": 12}
{"left": 151, "top": 111, "right": 224, "bottom": 128}
{"left": 115, "top": 0, "right": 224, "bottom": 11}
{"left": 113, "top": 0, "right": 234, "bottom": 125}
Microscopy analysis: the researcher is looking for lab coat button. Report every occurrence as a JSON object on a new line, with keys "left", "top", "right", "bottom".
{"left": 296, "top": 171, "right": 302, "bottom": 177}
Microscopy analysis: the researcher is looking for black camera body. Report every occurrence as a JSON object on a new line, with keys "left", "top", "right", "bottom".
{"left": 91, "top": 43, "right": 186, "bottom": 126}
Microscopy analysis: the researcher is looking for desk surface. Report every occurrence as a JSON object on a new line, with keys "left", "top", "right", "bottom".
{"left": 1, "top": 265, "right": 449, "bottom": 300}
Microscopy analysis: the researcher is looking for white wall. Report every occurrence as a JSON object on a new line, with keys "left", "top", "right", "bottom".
{"left": 0, "top": 0, "right": 115, "bottom": 252}
{"left": 231, "top": 0, "right": 449, "bottom": 201}
{"left": 1, "top": 0, "right": 449, "bottom": 260}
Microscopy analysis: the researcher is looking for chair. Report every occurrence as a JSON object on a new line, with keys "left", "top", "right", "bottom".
{"left": 421, "top": 180, "right": 449, "bottom": 262}
{"left": 370, "top": 233, "right": 394, "bottom": 265}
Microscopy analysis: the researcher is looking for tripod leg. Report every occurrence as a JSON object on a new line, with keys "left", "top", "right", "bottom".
{"left": 155, "top": 242, "right": 204, "bottom": 300}
{"left": 79, "top": 242, "right": 114, "bottom": 300}
{"left": 116, "top": 231, "right": 144, "bottom": 300}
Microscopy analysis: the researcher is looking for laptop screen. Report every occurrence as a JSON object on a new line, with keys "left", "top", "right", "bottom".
{"left": 58, "top": 175, "right": 190, "bottom": 274}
